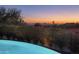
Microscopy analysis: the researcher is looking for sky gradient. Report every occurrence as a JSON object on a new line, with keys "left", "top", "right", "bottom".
{"left": 0, "top": 5, "right": 79, "bottom": 24}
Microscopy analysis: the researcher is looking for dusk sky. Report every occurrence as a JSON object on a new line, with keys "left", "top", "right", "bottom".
{"left": 0, "top": 5, "right": 79, "bottom": 24}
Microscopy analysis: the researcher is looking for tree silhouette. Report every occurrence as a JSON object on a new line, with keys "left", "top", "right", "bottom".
{"left": 0, "top": 7, "right": 23, "bottom": 25}
{"left": 34, "top": 23, "right": 42, "bottom": 27}
{"left": 0, "top": 7, "right": 6, "bottom": 23}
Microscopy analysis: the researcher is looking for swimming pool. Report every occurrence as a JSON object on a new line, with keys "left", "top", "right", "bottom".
{"left": 0, "top": 40, "right": 59, "bottom": 54}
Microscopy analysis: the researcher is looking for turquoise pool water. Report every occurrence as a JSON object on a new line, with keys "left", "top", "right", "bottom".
{"left": 0, "top": 40, "right": 59, "bottom": 54}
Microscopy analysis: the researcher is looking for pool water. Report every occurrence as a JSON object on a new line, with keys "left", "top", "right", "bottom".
{"left": 0, "top": 40, "right": 59, "bottom": 54}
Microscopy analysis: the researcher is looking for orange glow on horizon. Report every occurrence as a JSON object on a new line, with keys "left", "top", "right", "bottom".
{"left": 23, "top": 17, "right": 79, "bottom": 24}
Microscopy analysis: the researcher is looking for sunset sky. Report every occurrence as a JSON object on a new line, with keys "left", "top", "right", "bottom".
{"left": 0, "top": 5, "right": 79, "bottom": 24}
